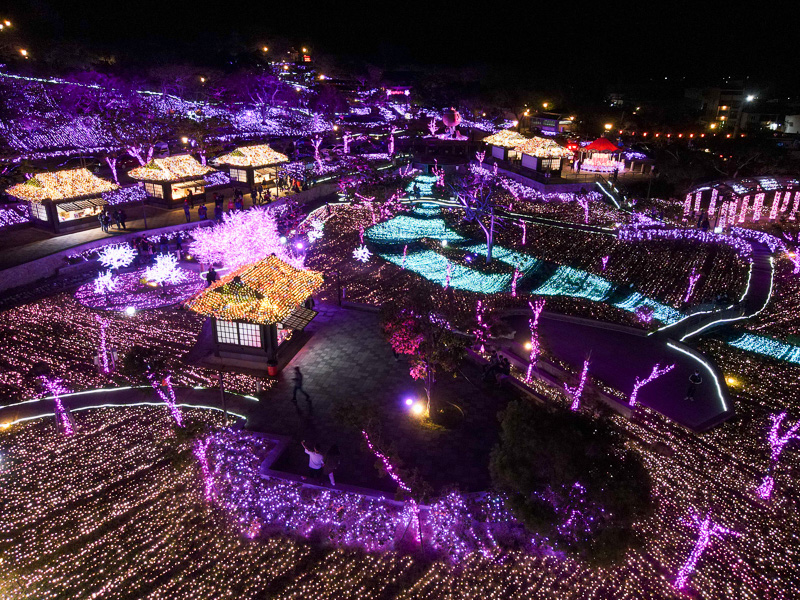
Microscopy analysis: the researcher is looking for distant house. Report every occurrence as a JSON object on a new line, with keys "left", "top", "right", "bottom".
{"left": 214, "top": 144, "right": 289, "bottom": 188}
{"left": 128, "top": 155, "right": 215, "bottom": 206}
{"left": 6, "top": 168, "right": 117, "bottom": 233}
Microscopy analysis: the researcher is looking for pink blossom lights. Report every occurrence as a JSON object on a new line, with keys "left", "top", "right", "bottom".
{"left": 628, "top": 363, "right": 676, "bottom": 408}
{"left": 674, "top": 511, "right": 739, "bottom": 592}
{"left": 95, "top": 314, "right": 110, "bottom": 374}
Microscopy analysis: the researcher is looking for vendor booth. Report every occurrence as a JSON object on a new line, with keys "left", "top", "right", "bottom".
{"left": 578, "top": 138, "right": 624, "bottom": 173}
{"left": 128, "top": 155, "right": 215, "bottom": 206}
{"left": 214, "top": 144, "right": 289, "bottom": 189}
{"left": 482, "top": 129, "right": 528, "bottom": 161}
{"left": 513, "top": 137, "right": 573, "bottom": 174}
{"left": 6, "top": 168, "right": 118, "bottom": 233}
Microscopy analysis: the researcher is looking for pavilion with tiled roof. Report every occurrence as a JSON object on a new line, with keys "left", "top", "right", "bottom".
{"left": 6, "top": 168, "right": 118, "bottom": 232}
{"left": 128, "top": 155, "right": 216, "bottom": 206}
{"left": 214, "top": 144, "right": 289, "bottom": 188}
{"left": 184, "top": 255, "right": 323, "bottom": 373}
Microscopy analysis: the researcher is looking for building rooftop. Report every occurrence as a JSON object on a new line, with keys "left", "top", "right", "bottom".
{"left": 184, "top": 255, "right": 324, "bottom": 325}
{"left": 482, "top": 129, "right": 528, "bottom": 148}
{"left": 6, "top": 168, "right": 118, "bottom": 202}
{"left": 128, "top": 155, "right": 214, "bottom": 182}
{"left": 513, "top": 136, "right": 573, "bottom": 158}
{"left": 214, "top": 145, "right": 289, "bottom": 168}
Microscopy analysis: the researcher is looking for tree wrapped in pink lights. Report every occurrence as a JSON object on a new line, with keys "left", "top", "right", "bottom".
{"left": 755, "top": 412, "right": 800, "bottom": 500}
{"left": 628, "top": 363, "right": 675, "bottom": 408}
{"left": 565, "top": 356, "right": 591, "bottom": 411}
{"left": 144, "top": 254, "right": 188, "bottom": 286}
{"left": 525, "top": 299, "right": 546, "bottom": 383}
{"left": 39, "top": 375, "right": 75, "bottom": 436}
{"left": 382, "top": 293, "right": 466, "bottom": 416}
{"left": 189, "top": 206, "right": 302, "bottom": 271}
{"left": 674, "top": 511, "right": 739, "bottom": 592}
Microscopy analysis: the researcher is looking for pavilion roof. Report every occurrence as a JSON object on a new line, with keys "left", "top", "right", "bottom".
{"left": 583, "top": 138, "right": 620, "bottom": 153}
{"left": 128, "top": 155, "right": 214, "bottom": 182}
{"left": 183, "top": 255, "right": 324, "bottom": 325}
{"left": 482, "top": 129, "right": 528, "bottom": 148}
{"left": 6, "top": 168, "right": 118, "bottom": 203}
{"left": 214, "top": 144, "right": 289, "bottom": 168}
{"left": 513, "top": 136, "right": 573, "bottom": 158}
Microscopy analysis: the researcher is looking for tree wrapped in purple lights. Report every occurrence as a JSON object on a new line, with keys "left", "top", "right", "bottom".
{"left": 755, "top": 412, "right": 800, "bottom": 500}
{"left": 674, "top": 511, "right": 739, "bottom": 591}
{"left": 565, "top": 356, "right": 591, "bottom": 411}
{"left": 39, "top": 376, "right": 75, "bottom": 436}
{"left": 97, "top": 244, "right": 136, "bottom": 270}
{"left": 525, "top": 299, "right": 546, "bottom": 383}
{"left": 628, "top": 363, "right": 675, "bottom": 408}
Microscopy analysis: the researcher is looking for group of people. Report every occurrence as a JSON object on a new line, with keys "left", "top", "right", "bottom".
{"left": 483, "top": 350, "right": 511, "bottom": 384}
{"left": 131, "top": 232, "right": 185, "bottom": 265}
{"left": 250, "top": 180, "right": 275, "bottom": 205}
{"left": 98, "top": 208, "right": 128, "bottom": 232}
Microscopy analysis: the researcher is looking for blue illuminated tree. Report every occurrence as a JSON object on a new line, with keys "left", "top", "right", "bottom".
{"left": 449, "top": 171, "right": 504, "bottom": 264}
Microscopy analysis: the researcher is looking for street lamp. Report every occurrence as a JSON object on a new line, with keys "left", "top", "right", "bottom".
{"left": 19, "top": 48, "right": 27, "bottom": 57}
{"left": 734, "top": 93, "right": 756, "bottom": 138}
{"left": 542, "top": 102, "right": 549, "bottom": 109}
{"left": 604, "top": 123, "right": 613, "bottom": 131}
{"left": 262, "top": 46, "right": 269, "bottom": 52}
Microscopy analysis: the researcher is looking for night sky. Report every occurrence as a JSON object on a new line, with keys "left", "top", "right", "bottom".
{"left": 12, "top": 1, "right": 800, "bottom": 92}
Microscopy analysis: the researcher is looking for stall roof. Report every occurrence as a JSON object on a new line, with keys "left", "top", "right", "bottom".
{"left": 215, "top": 144, "right": 289, "bottom": 168}
{"left": 482, "top": 129, "right": 528, "bottom": 148}
{"left": 583, "top": 138, "right": 620, "bottom": 153}
{"left": 6, "top": 168, "right": 118, "bottom": 203}
{"left": 513, "top": 136, "right": 573, "bottom": 159}
{"left": 128, "top": 155, "right": 214, "bottom": 182}
{"left": 184, "top": 255, "right": 324, "bottom": 325}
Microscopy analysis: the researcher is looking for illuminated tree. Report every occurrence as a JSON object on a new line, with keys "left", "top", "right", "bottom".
{"left": 382, "top": 291, "right": 466, "bottom": 416}
{"left": 189, "top": 206, "right": 302, "bottom": 271}
{"left": 449, "top": 170, "right": 504, "bottom": 263}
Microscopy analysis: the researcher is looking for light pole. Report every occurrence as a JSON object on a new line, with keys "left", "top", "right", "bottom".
{"left": 733, "top": 94, "right": 755, "bottom": 139}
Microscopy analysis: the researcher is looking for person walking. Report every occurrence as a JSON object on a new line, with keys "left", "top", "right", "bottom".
{"left": 301, "top": 440, "right": 324, "bottom": 482}
{"left": 187, "top": 191, "right": 194, "bottom": 209}
{"left": 159, "top": 235, "right": 169, "bottom": 254}
{"left": 292, "top": 366, "right": 310, "bottom": 403}
{"left": 98, "top": 211, "right": 106, "bottom": 232}
{"left": 183, "top": 199, "right": 191, "bottom": 223}
{"left": 685, "top": 369, "right": 703, "bottom": 401}
{"left": 198, "top": 204, "right": 208, "bottom": 220}
{"left": 228, "top": 197, "right": 235, "bottom": 212}
{"left": 102, "top": 212, "right": 112, "bottom": 233}
{"left": 324, "top": 445, "right": 341, "bottom": 486}
{"left": 205, "top": 266, "right": 218, "bottom": 287}
{"left": 119, "top": 208, "right": 127, "bottom": 230}
{"left": 112, "top": 209, "right": 122, "bottom": 230}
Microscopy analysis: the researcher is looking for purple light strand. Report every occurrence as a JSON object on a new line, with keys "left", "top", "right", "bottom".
{"left": 361, "top": 430, "right": 410, "bottom": 493}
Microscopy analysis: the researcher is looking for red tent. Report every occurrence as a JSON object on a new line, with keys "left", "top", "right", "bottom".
{"left": 583, "top": 138, "right": 620, "bottom": 153}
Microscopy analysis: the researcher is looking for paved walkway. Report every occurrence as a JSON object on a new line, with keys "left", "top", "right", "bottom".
{"left": 0, "top": 190, "right": 295, "bottom": 271}
{"left": 0, "top": 304, "right": 511, "bottom": 494}
{"left": 506, "top": 314, "right": 732, "bottom": 431}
